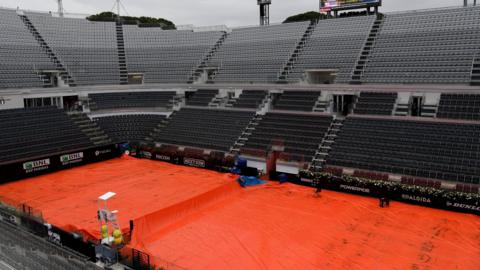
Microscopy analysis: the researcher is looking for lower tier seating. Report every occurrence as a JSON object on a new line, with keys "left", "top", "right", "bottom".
{"left": 273, "top": 91, "right": 321, "bottom": 112}
{"left": 186, "top": 89, "right": 218, "bottom": 106}
{"left": 150, "top": 108, "right": 255, "bottom": 152}
{"left": 0, "top": 107, "right": 96, "bottom": 164}
{"left": 89, "top": 91, "right": 176, "bottom": 111}
{"left": 326, "top": 116, "right": 480, "bottom": 184}
{"left": 94, "top": 114, "right": 165, "bottom": 143}
{"left": 232, "top": 90, "right": 267, "bottom": 109}
{"left": 437, "top": 93, "right": 480, "bottom": 121}
{"left": 241, "top": 112, "right": 333, "bottom": 162}
{"left": 354, "top": 92, "right": 397, "bottom": 115}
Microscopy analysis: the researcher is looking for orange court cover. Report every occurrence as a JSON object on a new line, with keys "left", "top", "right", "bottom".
{"left": 0, "top": 156, "right": 478, "bottom": 269}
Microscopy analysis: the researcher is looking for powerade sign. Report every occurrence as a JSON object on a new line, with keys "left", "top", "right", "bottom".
{"left": 183, "top": 158, "right": 206, "bottom": 168}
{"left": 60, "top": 152, "right": 84, "bottom": 165}
{"left": 23, "top": 158, "right": 50, "bottom": 174}
{"left": 340, "top": 184, "right": 370, "bottom": 194}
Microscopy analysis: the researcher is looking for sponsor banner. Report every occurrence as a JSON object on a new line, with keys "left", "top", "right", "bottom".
{"left": 154, "top": 154, "right": 171, "bottom": 162}
{"left": 300, "top": 178, "right": 313, "bottom": 183}
{"left": 95, "top": 148, "right": 113, "bottom": 157}
{"left": 23, "top": 158, "right": 50, "bottom": 174}
{"left": 183, "top": 158, "right": 206, "bottom": 168}
{"left": 0, "top": 144, "right": 120, "bottom": 182}
{"left": 339, "top": 184, "right": 371, "bottom": 194}
{"left": 139, "top": 151, "right": 152, "bottom": 159}
{"left": 400, "top": 194, "right": 433, "bottom": 205}
{"left": 445, "top": 201, "right": 480, "bottom": 213}
{"left": 60, "top": 152, "right": 84, "bottom": 166}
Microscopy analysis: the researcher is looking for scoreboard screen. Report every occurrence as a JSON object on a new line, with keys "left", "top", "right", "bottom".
{"left": 320, "top": 0, "right": 381, "bottom": 12}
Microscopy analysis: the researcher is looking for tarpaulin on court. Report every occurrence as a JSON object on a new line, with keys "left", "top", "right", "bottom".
{"left": 128, "top": 183, "right": 480, "bottom": 270}
{"left": 0, "top": 156, "right": 237, "bottom": 240}
{"left": 0, "top": 157, "right": 478, "bottom": 270}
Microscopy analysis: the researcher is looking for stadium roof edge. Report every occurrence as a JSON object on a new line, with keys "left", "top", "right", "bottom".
{"left": 1, "top": 83, "right": 479, "bottom": 97}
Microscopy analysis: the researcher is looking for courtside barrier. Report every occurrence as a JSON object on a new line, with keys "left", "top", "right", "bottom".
{"left": 299, "top": 171, "right": 480, "bottom": 215}
{"left": 0, "top": 144, "right": 122, "bottom": 183}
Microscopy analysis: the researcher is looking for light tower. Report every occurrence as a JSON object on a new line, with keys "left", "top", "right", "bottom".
{"left": 257, "top": 0, "right": 271, "bottom": 26}
{"left": 464, "top": 0, "right": 478, "bottom": 6}
{"left": 116, "top": 0, "right": 121, "bottom": 17}
{"left": 57, "top": 0, "right": 64, "bottom": 17}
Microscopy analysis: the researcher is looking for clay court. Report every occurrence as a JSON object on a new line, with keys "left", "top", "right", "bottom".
{"left": 0, "top": 157, "right": 479, "bottom": 270}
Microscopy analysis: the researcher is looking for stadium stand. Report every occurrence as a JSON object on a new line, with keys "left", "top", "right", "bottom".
{"left": 94, "top": 114, "right": 166, "bottom": 143}
{"left": 327, "top": 116, "right": 480, "bottom": 184}
{"left": 362, "top": 6, "right": 480, "bottom": 84}
{"left": 0, "top": 9, "right": 56, "bottom": 89}
{"left": 123, "top": 25, "right": 223, "bottom": 83}
{"left": 273, "top": 91, "right": 321, "bottom": 111}
{"left": 231, "top": 90, "right": 268, "bottom": 109}
{"left": 186, "top": 89, "right": 218, "bottom": 106}
{"left": 354, "top": 92, "right": 397, "bottom": 115}
{"left": 149, "top": 108, "right": 255, "bottom": 151}
{"left": 241, "top": 112, "right": 333, "bottom": 162}
{"left": 0, "top": 107, "right": 105, "bottom": 164}
{"left": 0, "top": 221, "right": 101, "bottom": 270}
{"left": 88, "top": 91, "right": 176, "bottom": 111}
{"left": 208, "top": 22, "right": 310, "bottom": 83}
{"left": 26, "top": 12, "right": 121, "bottom": 86}
{"left": 287, "top": 16, "right": 376, "bottom": 83}
{"left": 437, "top": 93, "right": 480, "bottom": 120}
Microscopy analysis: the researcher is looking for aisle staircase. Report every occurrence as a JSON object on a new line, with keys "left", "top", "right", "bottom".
{"left": 231, "top": 114, "right": 261, "bottom": 154}
{"left": 277, "top": 21, "right": 316, "bottom": 83}
{"left": 310, "top": 118, "right": 344, "bottom": 171}
{"left": 188, "top": 32, "right": 229, "bottom": 84}
{"left": 68, "top": 113, "right": 111, "bottom": 145}
{"left": 471, "top": 53, "right": 480, "bottom": 86}
{"left": 350, "top": 15, "right": 384, "bottom": 84}
{"left": 20, "top": 15, "right": 76, "bottom": 87}
{"left": 116, "top": 23, "right": 128, "bottom": 85}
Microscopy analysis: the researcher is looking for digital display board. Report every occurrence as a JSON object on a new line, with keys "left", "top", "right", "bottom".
{"left": 320, "top": 0, "right": 381, "bottom": 12}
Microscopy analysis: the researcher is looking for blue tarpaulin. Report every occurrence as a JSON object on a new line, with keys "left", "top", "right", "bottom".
{"left": 237, "top": 176, "right": 267, "bottom": 188}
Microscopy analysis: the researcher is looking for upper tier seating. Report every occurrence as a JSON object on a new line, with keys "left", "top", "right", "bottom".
{"left": 209, "top": 22, "right": 309, "bottom": 83}
{"left": 123, "top": 26, "right": 222, "bottom": 83}
{"left": 0, "top": 107, "right": 95, "bottom": 164}
{"left": 241, "top": 112, "right": 333, "bottom": 162}
{"left": 150, "top": 108, "right": 255, "bottom": 151}
{"left": 94, "top": 114, "right": 165, "bottom": 143}
{"left": 327, "top": 116, "right": 480, "bottom": 184}
{"left": 186, "top": 89, "right": 218, "bottom": 106}
{"left": 362, "top": 6, "right": 480, "bottom": 84}
{"left": 288, "top": 16, "right": 376, "bottom": 83}
{"left": 232, "top": 90, "right": 268, "bottom": 109}
{"left": 26, "top": 12, "right": 120, "bottom": 85}
{"left": 273, "top": 91, "right": 321, "bottom": 111}
{"left": 437, "top": 93, "right": 480, "bottom": 120}
{"left": 89, "top": 91, "right": 176, "bottom": 111}
{"left": 0, "top": 9, "right": 55, "bottom": 89}
{"left": 354, "top": 92, "right": 397, "bottom": 115}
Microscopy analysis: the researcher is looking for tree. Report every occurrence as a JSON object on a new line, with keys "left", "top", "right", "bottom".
{"left": 283, "top": 11, "right": 327, "bottom": 23}
{"left": 87, "top": 12, "right": 176, "bottom": 30}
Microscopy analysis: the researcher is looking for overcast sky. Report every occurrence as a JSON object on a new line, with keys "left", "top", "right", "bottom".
{"left": 0, "top": 0, "right": 466, "bottom": 26}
